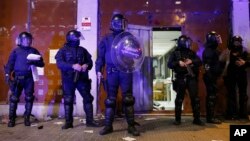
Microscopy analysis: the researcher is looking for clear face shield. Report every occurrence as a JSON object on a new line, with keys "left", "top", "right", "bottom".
{"left": 66, "top": 30, "right": 84, "bottom": 47}
{"left": 20, "top": 36, "right": 32, "bottom": 47}
{"left": 186, "top": 38, "right": 193, "bottom": 49}
{"left": 111, "top": 18, "right": 126, "bottom": 32}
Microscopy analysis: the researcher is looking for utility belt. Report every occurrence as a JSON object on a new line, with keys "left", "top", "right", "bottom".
{"left": 14, "top": 71, "right": 32, "bottom": 79}
{"left": 106, "top": 66, "right": 119, "bottom": 73}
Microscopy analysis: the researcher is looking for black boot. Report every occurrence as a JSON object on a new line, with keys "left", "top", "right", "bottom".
{"left": 24, "top": 116, "right": 31, "bottom": 126}
{"left": 174, "top": 99, "right": 182, "bottom": 125}
{"left": 24, "top": 96, "right": 34, "bottom": 126}
{"left": 62, "top": 96, "right": 74, "bottom": 130}
{"left": 8, "top": 95, "right": 18, "bottom": 127}
{"left": 206, "top": 96, "right": 221, "bottom": 124}
{"left": 239, "top": 95, "right": 249, "bottom": 121}
{"left": 124, "top": 97, "right": 140, "bottom": 136}
{"left": 193, "top": 118, "right": 205, "bottom": 126}
{"left": 128, "top": 125, "right": 140, "bottom": 136}
{"left": 62, "top": 122, "right": 73, "bottom": 129}
{"left": 8, "top": 118, "right": 16, "bottom": 127}
{"left": 207, "top": 118, "right": 222, "bottom": 124}
{"left": 192, "top": 98, "right": 205, "bottom": 126}
{"left": 84, "top": 103, "right": 102, "bottom": 127}
{"left": 99, "top": 109, "right": 114, "bottom": 135}
{"left": 99, "top": 98, "right": 115, "bottom": 135}
{"left": 99, "top": 126, "right": 113, "bottom": 135}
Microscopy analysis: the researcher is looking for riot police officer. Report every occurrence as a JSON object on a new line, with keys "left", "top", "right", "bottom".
{"left": 167, "top": 35, "right": 205, "bottom": 126}
{"left": 55, "top": 30, "right": 101, "bottom": 129}
{"left": 202, "top": 31, "right": 223, "bottom": 124}
{"left": 4, "top": 32, "right": 45, "bottom": 127}
{"left": 224, "top": 35, "right": 249, "bottom": 120}
{"left": 96, "top": 14, "right": 140, "bottom": 136}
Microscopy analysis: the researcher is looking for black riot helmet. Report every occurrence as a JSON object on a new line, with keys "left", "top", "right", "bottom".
{"left": 110, "top": 14, "right": 127, "bottom": 32}
{"left": 66, "top": 30, "right": 82, "bottom": 47}
{"left": 177, "top": 35, "right": 190, "bottom": 49}
{"left": 205, "top": 31, "right": 222, "bottom": 48}
{"left": 230, "top": 35, "right": 243, "bottom": 52}
{"left": 232, "top": 35, "right": 243, "bottom": 45}
{"left": 16, "top": 32, "right": 33, "bottom": 47}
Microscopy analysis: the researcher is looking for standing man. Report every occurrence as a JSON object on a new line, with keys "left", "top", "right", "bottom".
{"left": 167, "top": 35, "right": 204, "bottom": 126}
{"left": 224, "top": 35, "right": 249, "bottom": 120}
{"left": 4, "top": 32, "right": 45, "bottom": 127}
{"left": 55, "top": 30, "right": 101, "bottom": 129}
{"left": 202, "top": 31, "right": 223, "bottom": 124}
{"left": 96, "top": 14, "right": 140, "bottom": 136}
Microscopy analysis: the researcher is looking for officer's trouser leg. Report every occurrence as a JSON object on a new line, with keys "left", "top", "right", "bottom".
{"left": 175, "top": 99, "right": 183, "bottom": 125}
{"left": 206, "top": 95, "right": 215, "bottom": 120}
{"left": 191, "top": 97, "right": 204, "bottom": 125}
{"left": 206, "top": 94, "right": 221, "bottom": 124}
{"left": 62, "top": 96, "right": 74, "bottom": 129}
{"left": 84, "top": 101, "right": 102, "bottom": 127}
{"left": 99, "top": 98, "right": 116, "bottom": 135}
{"left": 123, "top": 95, "right": 140, "bottom": 136}
{"left": 8, "top": 95, "right": 19, "bottom": 127}
{"left": 239, "top": 94, "right": 249, "bottom": 120}
{"left": 24, "top": 95, "right": 34, "bottom": 126}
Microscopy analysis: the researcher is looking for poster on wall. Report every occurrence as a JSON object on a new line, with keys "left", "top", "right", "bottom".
{"left": 49, "top": 49, "right": 59, "bottom": 64}
{"left": 81, "top": 17, "right": 91, "bottom": 31}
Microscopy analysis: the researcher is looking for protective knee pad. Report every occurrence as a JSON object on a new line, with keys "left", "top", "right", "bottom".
{"left": 25, "top": 95, "right": 35, "bottom": 103}
{"left": 9, "top": 95, "right": 19, "bottom": 103}
{"left": 105, "top": 98, "right": 116, "bottom": 108}
{"left": 123, "top": 95, "right": 135, "bottom": 106}
{"left": 64, "top": 96, "right": 74, "bottom": 105}
{"left": 83, "top": 94, "right": 94, "bottom": 104}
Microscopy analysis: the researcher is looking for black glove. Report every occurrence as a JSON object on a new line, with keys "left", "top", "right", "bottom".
{"left": 27, "top": 60, "right": 39, "bottom": 65}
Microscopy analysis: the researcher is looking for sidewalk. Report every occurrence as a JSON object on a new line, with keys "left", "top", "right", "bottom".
{"left": 0, "top": 115, "right": 249, "bottom": 141}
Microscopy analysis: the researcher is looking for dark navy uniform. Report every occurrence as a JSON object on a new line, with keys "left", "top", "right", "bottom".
{"left": 96, "top": 14, "right": 140, "bottom": 136}
{"left": 4, "top": 32, "right": 44, "bottom": 127}
{"left": 202, "top": 31, "right": 223, "bottom": 124}
{"left": 55, "top": 30, "right": 100, "bottom": 129}
{"left": 224, "top": 36, "right": 250, "bottom": 120}
{"left": 168, "top": 35, "right": 204, "bottom": 126}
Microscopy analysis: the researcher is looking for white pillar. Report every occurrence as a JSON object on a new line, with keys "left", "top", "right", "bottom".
{"left": 75, "top": 0, "right": 98, "bottom": 116}
{"left": 232, "top": 0, "right": 250, "bottom": 113}
{"left": 232, "top": 0, "right": 250, "bottom": 48}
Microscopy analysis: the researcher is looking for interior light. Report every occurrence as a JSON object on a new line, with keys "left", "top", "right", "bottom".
{"left": 175, "top": 1, "right": 181, "bottom": 5}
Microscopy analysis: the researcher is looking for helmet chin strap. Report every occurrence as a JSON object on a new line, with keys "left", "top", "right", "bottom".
{"left": 67, "top": 40, "right": 80, "bottom": 47}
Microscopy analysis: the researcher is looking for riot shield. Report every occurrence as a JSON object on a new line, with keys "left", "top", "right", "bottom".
{"left": 111, "top": 32, "right": 144, "bottom": 73}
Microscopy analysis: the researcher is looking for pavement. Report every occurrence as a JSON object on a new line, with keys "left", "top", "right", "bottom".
{"left": 0, "top": 115, "right": 249, "bottom": 141}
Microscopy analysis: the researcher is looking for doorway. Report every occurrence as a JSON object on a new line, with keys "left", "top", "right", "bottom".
{"left": 152, "top": 27, "right": 181, "bottom": 111}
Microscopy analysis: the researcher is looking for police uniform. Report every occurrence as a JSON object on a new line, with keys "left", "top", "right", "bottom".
{"left": 55, "top": 30, "right": 100, "bottom": 129}
{"left": 224, "top": 36, "right": 250, "bottom": 120}
{"left": 202, "top": 31, "right": 223, "bottom": 124}
{"left": 96, "top": 14, "right": 140, "bottom": 136}
{"left": 4, "top": 32, "right": 45, "bottom": 127}
{"left": 167, "top": 35, "right": 204, "bottom": 126}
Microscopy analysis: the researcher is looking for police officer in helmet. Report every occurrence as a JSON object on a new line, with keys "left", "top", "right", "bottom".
{"left": 96, "top": 13, "right": 140, "bottom": 136}
{"left": 4, "top": 32, "right": 45, "bottom": 127}
{"left": 224, "top": 35, "right": 250, "bottom": 120}
{"left": 55, "top": 30, "right": 101, "bottom": 129}
{"left": 202, "top": 31, "right": 223, "bottom": 124}
{"left": 168, "top": 35, "right": 205, "bottom": 126}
